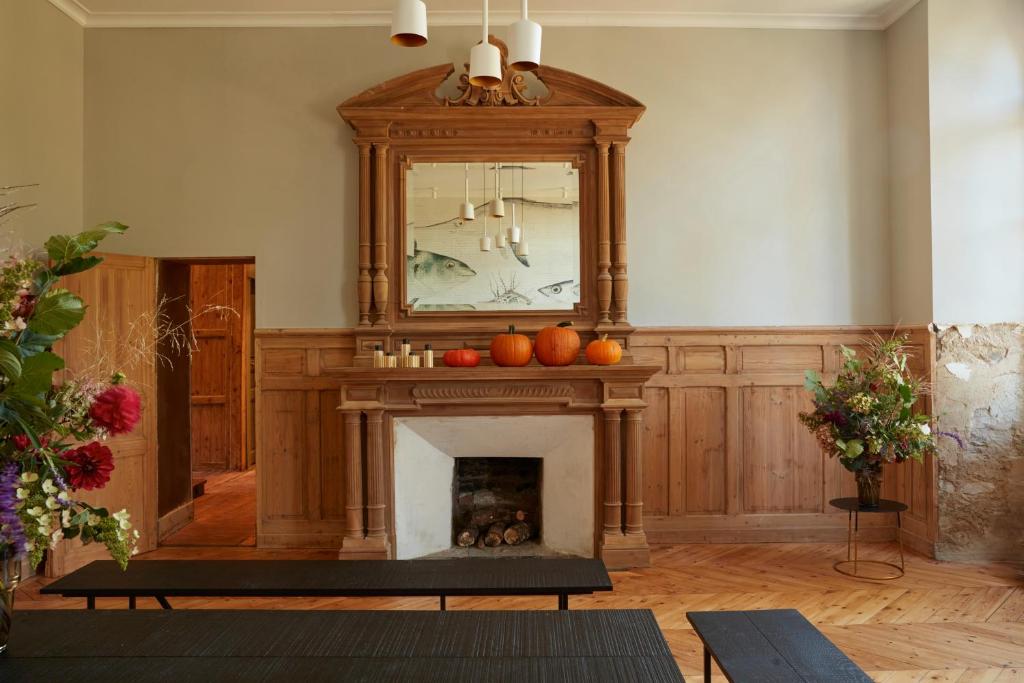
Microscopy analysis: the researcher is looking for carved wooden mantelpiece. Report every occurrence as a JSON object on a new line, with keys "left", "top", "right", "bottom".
{"left": 337, "top": 38, "right": 646, "bottom": 363}
{"left": 336, "top": 365, "right": 660, "bottom": 569}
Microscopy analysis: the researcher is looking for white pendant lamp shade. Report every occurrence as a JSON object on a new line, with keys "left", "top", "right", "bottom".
{"left": 509, "top": 203, "right": 521, "bottom": 244}
{"left": 495, "top": 223, "right": 507, "bottom": 248}
{"left": 390, "top": 0, "right": 428, "bottom": 47}
{"left": 460, "top": 163, "right": 475, "bottom": 221}
{"left": 469, "top": 0, "right": 502, "bottom": 88}
{"left": 490, "top": 163, "right": 505, "bottom": 217}
{"left": 480, "top": 234, "right": 492, "bottom": 251}
{"left": 516, "top": 239, "right": 529, "bottom": 256}
{"left": 508, "top": 0, "right": 541, "bottom": 71}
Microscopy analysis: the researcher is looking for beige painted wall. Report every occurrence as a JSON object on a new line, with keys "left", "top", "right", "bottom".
{"left": 0, "top": 0, "right": 83, "bottom": 245}
{"left": 82, "top": 26, "right": 891, "bottom": 329}
{"left": 885, "top": 1, "right": 933, "bottom": 324}
{"left": 928, "top": 0, "right": 1024, "bottom": 325}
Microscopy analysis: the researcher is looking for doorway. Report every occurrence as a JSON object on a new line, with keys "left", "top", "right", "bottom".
{"left": 156, "top": 259, "right": 257, "bottom": 547}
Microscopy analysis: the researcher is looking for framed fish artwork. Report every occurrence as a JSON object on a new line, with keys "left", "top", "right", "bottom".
{"left": 405, "top": 161, "right": 581, "bottom": 312}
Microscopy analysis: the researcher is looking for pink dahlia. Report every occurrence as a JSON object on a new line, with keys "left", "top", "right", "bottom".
{"left": 89, "top": 385, "right": 141, "bottom": 436}
{"left": 65, "top": 442, "right": 115, "bottom": 490}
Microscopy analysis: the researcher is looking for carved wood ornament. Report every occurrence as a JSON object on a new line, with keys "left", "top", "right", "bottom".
{"left": 337, "top": 36, "right": 646, "bottom": 362}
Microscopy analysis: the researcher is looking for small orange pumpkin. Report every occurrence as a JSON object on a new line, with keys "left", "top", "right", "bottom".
{"left": 443, "top": 346, "right": 481, "bottom": 367}
{"left": 586, "top": 334, "right": 622, "bottom": 365}
{"left": 535, "top": 321, "right": 581, "bottom": 367}
{"left": 490, "top": 325, "right": 533, "bottom": 367}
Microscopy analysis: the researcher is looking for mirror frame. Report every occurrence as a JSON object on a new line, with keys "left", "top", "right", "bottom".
{"left": 338, "top": 36, "right": 645, "bottom": 361}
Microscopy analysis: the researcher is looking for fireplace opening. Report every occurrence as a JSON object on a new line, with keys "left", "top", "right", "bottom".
{"left": 452, "top": 457, "right": 541, "bottom": 552}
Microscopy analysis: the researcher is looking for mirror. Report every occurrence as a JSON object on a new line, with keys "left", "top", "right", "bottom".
{"left": 405, "top": 162, "right": 580, "bottom": 312}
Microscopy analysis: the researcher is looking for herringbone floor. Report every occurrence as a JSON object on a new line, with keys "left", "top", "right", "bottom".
{"left": 16, "top": 542, "right": 1024, "bottom": 681}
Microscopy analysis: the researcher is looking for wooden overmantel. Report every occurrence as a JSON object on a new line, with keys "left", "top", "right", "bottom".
{"left": 336, "top": 365, "right": 660, "bottom": 569}
{"left": 337, "top": 37, "right": 646, "bottom": 364}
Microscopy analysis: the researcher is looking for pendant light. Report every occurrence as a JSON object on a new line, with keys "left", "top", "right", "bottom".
{"left": 508, "top": 0, "right": 542, "bottom": 71}
{"left": 508, "top": 202, "right": 521, "bottom": 244}
{"left": 490, "top": 162, "right": 505, "bottom": 217}
{"left": 460, "top": 163, "right": 475, "bottom": 221}
{"left": 469, "top": 0, "right": 501, "bottom": 88}
{"left": 516, "top": 164, "right": 530, "bottom": 255}
{"left": 390, "top": 0, "right": 428, "bottom": 47}
{"left": 479, "top": 164, "right": 491, "bottom": 251}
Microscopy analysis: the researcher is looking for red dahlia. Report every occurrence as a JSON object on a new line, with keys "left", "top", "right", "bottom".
{"left": 89, "top": 385, "right": 142, "bottom": 436}
{"left": 65, "top": 442, "right": 115, "bottom": 490}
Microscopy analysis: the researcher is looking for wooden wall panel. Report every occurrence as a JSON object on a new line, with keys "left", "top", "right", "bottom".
{"left": 256, "top": 326, "right": 936, "bottom": 554}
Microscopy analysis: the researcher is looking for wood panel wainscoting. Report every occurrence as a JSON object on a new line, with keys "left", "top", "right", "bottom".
{"left": 255, "top": 325, "right": 936, "bottom": 558}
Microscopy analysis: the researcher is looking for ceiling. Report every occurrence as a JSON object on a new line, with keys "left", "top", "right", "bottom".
{"left": 50, "top": 0, "right": 920, "bottom": 30}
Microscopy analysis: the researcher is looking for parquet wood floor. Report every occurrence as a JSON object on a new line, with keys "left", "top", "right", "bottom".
{"left": 161, "top": 468, "right": 256, "bottom": 547}
{"left": 15, "top": 542, "right": 1024, "bottom": 681}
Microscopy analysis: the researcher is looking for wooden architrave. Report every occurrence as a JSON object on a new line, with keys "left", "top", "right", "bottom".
{"left": 337, "top": 39, "right": 645, "bottom": 362}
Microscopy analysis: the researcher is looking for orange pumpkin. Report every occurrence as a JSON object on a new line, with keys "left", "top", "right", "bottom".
{"left": 490, "top": 325, "right": 533, "bottom": 367}
{"left": 443, "top": 346, "right": 481, "bottom": 367}
{"left": 535, "top": 321, "right": 581, "bottom": 366}
{"left": 586, "top": 334, "right": 622, "bottom": 365}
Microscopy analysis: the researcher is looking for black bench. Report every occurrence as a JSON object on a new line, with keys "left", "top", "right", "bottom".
{"left": 41, "top": 558, "right": 612, "bottom": 611}
{"left": 5, "top": 609, "right": 684, "bottom": 682}
{"left": 686, "top": 609, "right": 870, "bottom": 682}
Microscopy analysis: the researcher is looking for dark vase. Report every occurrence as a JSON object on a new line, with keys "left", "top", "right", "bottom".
{"left": 0, "top": 547, "right": 19, "bottom": 655}
{"left": 855, "top": 466, "right": 882, "bottom": 508}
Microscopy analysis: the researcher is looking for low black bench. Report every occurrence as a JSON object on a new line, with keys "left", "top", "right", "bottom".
{"left": 686, "top": 609, "right": 871, "bottom": 682}
{"left": 41, "top": 558, "right": 612, "bottom": 611}
{"left": 5, "top": 609, "right": 684, "bottom": 682}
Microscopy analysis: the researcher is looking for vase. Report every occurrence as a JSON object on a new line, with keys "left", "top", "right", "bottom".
{"left": 0, "top": 548, "right": 20, "bottom": 655}
{"left": 855, "top": 466, "right": 882, "bottom": 508}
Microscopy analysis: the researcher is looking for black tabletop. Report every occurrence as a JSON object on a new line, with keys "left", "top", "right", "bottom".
{"left": 687, "top": 609, "right": 870, "bottom": 682}
{"left": 828, "top": 497, "right": 908, "bottom": 513}
{"left": 41, "top": 558, "right": 613, "bottom": 598}
{"left": 3, "top": 609, "right": 684, "bottom": 682}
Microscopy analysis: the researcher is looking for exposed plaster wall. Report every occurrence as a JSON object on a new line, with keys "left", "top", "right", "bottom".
{"left": 934, "top": 324, "right": 1024, "bottom": 562}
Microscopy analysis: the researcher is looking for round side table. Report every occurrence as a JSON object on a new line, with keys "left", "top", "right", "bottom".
{"left": 829, "top": 497, "right": 908, "bottom": 580}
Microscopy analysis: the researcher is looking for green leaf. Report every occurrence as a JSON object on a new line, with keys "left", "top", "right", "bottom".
{"left": 44, "top": 222, "right": 127, "bottom": 263}
{"left": 27, "top": 289, "right": 86, "bottom": 337}
{"left": 54, "top": 255, "right": 104, "bottom": 277}
{"left": 15, "top": 330, "right": 60, "bottom": 357}
{"left": 3, "top": 351, "right": 64, "bottom": 403}
{"left": 0, "top": 340, "right": 21, "bottom": 382}
{"left": 803, "top": 370, "right": 820, "bottom": 391}
{"left": 63, "top": 526, "right": 80, "bottom": 540}
{"left": 844, "top": 439, "right": 865, "bottom": 458}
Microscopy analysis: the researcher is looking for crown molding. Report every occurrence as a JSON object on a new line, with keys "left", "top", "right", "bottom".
{"left": 47, "top": 2, "right": 914, "bottom": 31}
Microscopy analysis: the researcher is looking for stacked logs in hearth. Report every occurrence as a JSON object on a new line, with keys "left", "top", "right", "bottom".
{"left": 456, "top": 509, "right": 534, "bottom": 549}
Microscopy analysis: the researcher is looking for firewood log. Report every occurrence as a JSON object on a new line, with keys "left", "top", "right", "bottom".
{"left": 484, "top": 522, "right": 506, "bottom": 547}
{"left": 456, "top": 527, "right": 479, "bottom": 548}
{"left": 503, "top": 521, "right": 531, "bottom": 546}
{"left": 515, "top": 510, "right": 527, "bottom": 522}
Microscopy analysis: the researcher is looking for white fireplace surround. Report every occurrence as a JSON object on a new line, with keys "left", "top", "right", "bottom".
{"left": 393, "top": 415, "right": 595, "bottom": 560}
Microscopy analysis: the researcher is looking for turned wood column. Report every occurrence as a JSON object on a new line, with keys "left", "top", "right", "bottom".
{"left": 365, "top": 409, "right": 387, "bottom": 539}
{"left": 357, "top": 143, "right": 373, "bottom": 326}
{"left": 342, "top": 411, "right": 365, "bottom": 540}
{"left": 372, "top": 142, "right": 390, "bottom": 324}
{"left": 623, "top": 408, "right": 645, "bottom": 536}
{"left": 596, "top": 141, "right": 612, "bottom": 324}
{"left": 603, "top": 409, "right": 623, "bottom": 536}
{"left": 611, "top": 140, "right": 629, "bottom": 324}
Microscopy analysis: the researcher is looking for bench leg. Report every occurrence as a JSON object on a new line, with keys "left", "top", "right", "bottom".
{"left": 87, "top": 596, "right": 95, "bottom": 610}
{"left": 558, "top": 594, "right": 568, "bottom": 610}
{"left": 704, "top": 645, "right": 711, "bottom": 683}
{"left": 439, "top": 595, "right": 446, "bottom": 611}
{"left": 156, "top": 596, "right": 173, "bottom": 610}
{"left": 128, "top": 596, "right": 136, "bottom": 609}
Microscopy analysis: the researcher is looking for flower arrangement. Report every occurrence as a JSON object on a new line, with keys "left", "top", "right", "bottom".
{"left": 1, "top": 222, "right": 142, "bottom": 570}
{"left": 798, "top": 335, "right": 945, "bottom": 506}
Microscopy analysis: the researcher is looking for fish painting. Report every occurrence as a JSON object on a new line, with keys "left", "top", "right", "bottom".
{"left": 537, "top": 279, "right": 580, "bottom": 303}
{"left": 481, "top": 274, "right": 533, "bottom": 306}
{"left": 407, "top": 243, "right": 477, "bottom": 296}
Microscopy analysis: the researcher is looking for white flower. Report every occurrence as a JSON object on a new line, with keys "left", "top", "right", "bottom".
{"left": 42, "top": 479, "right": 58, "bottom": 495}
{"left": 15, "top": 488, "right": 29, "bottom": 500}
{"left": 119, "top": 519, "right": 132, "bottom": 531}
{"left": 38, "top": 513, "right": 51, "bottom": 527}
{"left": 37, "top": 525, "right": 49, "bottom": 536}
{"left": 3, "top": 317, "right": 26, "bottom": 332}
{"left": 25, "top": 506, "right": 44, "bottom": 517}
{"left": 112, "top": 509, "right": 130, "bottom": 521}
{"left": 132, "top": 529, "right": 140, "bottom": 539}
{"left": 20, "top": 472, "right": 39, "bottom": 484}
{"left": 57, "top": 491, "right": 69, "bottom": 503}
{"left": 45, "top": 496, "right": 61, "bottom": 510}
{"left": 131, "top": 547, "right": 139, "bottom": 556}
{"left": 61, "top": 509, "right": 72, "bottom": 528}
{"left": 919, "top": 424, "right": 931, "bottom": 435}
{"left": 50, "top": 528, "right": 64, "bottom": 546}
{"left": 24, "top": 540, "right": 34, "bottom": 552}
{"left": 87, "top": 514, "right": 100, "bottom": 527}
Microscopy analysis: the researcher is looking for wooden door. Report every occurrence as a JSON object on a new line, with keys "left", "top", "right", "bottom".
{"left": 48, "top": 254, "right": 159, "bottom": 576}
{"left": 190, "top": 264, "right": 246, "bottom": 471}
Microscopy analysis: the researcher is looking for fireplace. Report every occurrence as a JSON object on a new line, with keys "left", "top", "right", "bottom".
{"left": 391, "top": 415, "right": 594, "bottom": 560}
{"left": 452, "top": 457, "right": 542, "bottom": 552}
